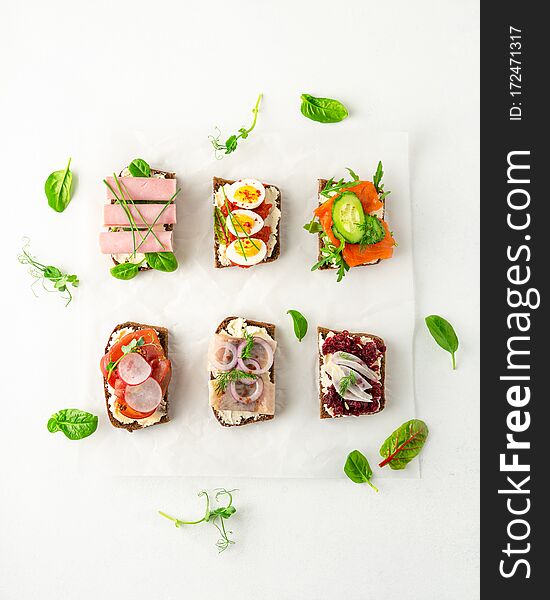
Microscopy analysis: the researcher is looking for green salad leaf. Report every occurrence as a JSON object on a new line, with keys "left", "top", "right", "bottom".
{"left": 45, "top": 158, "right": 73, "bottom": 212}
{"left": 425, "top": 315, "right": 459, "bottom": 369}
{"left": 300, "top": 94, "right": 349, "bottom": 123}
{"left": 110, "top": 261, "right": 141, "bottom": 280}
{"left": 287, "top": 309, "right": 308, "bottom": 342}
{"left": 379, "top": 419, "right": 429, "bottom": 470}
{"left": 344, "top": 450, "right": 378, "bottom": 491}
{"left": 145, "top": 251, "right": 178, "bottom": 272}
{"left": 47, "top": 409, "right": 98, "bottom": 440}
{"left": 128, "top": 158, "right": 151, "bottom": 177}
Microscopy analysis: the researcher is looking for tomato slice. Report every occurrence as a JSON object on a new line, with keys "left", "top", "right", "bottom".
{"left": 151, "top": 358, "right": 172, "bottom": 395}
{"left": 115, "top": 399, "right": 157, "bottom": 420}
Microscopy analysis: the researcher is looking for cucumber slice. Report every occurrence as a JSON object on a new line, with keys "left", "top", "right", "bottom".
{"left": 331, "top": 192, "right": 366, "bottom": 243}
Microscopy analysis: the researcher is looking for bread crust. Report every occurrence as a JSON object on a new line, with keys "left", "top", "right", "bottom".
{"left": 111, "top": 168, "right": 177, "bottom": 271}
{"left": 211, "top": 316, "right": 276, "bottom": 427}
{"left": 103, "top": 321, "right": 170, "bottom": 432}
{"left": 213, "top": 177, "right": 281, "bottom": 269}
{"left": 317, "top": 326, "right": 386, "bottom": 419}
{"left": 316, "top": 179, "right": 384, "bottom": 270}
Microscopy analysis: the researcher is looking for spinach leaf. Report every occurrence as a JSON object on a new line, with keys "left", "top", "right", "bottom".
{"left": 344, "top": 450, "right": 378, "bottom": 491}
{"left": 379, "top": 419, "right": 428, "bottom": 470}
{"left": 300, "top": 94, "right": 349, "bottom": 123}
{"left": 425, "top": 315, "right": 459, "bottom": 369}
{"left": 287, "top": 309, "right": 308, "bottom": 342}
{"left": 47, "top": 409, "right": 98, "bottom": 440}
{"left": 110, "top": 262, "right": 140, "bottom": 280}
{"left": 146, "top": 252, "right": 178, "bottom": 272}
{"left": 45, "top": 158, "right": 73, "bottom": 212}
{"left": 128, "top": 158, "right": 151, "bottom": 177}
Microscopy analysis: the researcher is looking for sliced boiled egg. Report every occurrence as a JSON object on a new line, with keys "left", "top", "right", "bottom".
{"left": 226, "top": 209, "right": 264, "bottom": 238}
{"left": 225, "top": 238, "right": 267, "bottom": 266}
{"left": 227, "top": 179, "right": 265, "bottom": 210}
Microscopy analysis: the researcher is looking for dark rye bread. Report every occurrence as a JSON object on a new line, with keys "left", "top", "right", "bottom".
{"left": 316, "top": 179, "right": 385, "bottom": 270}
{"left": 213, "top": 177, "right": 281, "bottom": 269}
{"left": 111, "top": 168, "right": 177, "bottom": 271}
{"left": 211, "top": 316, "right": 275, "bottom": 427}
{"left": 103, "top": 321, "right": 170, "bottom": 432}
{"left": 317, "top": 326, "right": 386, "bottom": 419}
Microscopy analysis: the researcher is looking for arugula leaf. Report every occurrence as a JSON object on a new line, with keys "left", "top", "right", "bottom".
{"left": 287, "top": 310, "right": 308, "bottom": 342}
{"left": 128, "top": 158, "right": 151, "bottom": 178}
{"left": 145, "top": 252, "right": 178, "bottom": 273}
{"left": 425, "top": 315, "right": 459, "bottom": 369}
{"left": 45, "top": 158, "right": 73, "bottom": 212}
{"left": 47, "top": 409, "right": 98, "bottom": 440}
{"left": 303, "top": 219, "right": 324, "bottom": 234}
{"left": 379, "top": 419, "right": 429, "bottom": 470}
{"left": 300, "top": 94, "right": 349, "bottom": 123}
{"left": 344, "top": 450, "right": 378, "bottom": 491}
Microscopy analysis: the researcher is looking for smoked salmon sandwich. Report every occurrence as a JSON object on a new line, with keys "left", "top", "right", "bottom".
{"left": 208, "top": 317, "right": 277, "bottom": 427}
{"left": 100, "top": 322, "right": 172, "bottom": 431}
{"left": 304, "top": 162, "right": 396, "bottom": 282}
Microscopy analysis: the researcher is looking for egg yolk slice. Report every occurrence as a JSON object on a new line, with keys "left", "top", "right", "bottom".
{"left": 234, "top": 185, "right": 261, "bottom": 205}
{"left": 235, "top": 238, "right": 262, "bottom": 258}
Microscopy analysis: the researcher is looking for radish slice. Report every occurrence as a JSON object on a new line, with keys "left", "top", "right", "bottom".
{"left": 118, "top": 353, "right": 152, "bottom": 385}
{"left": 124, "top": 377, "right": 162, "bottom": 413}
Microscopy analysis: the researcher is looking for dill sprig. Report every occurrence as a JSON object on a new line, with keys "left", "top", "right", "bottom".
{"left": 159, "top": 489, "right": 237, "bottom": 553}
{"left": 240, "top": 332, "right": 255, "bottom": 360}
{"left": 339, "top": 371, "right": 357, "bottom": 396}
{"left": 214, "top": 369, "right": 258, "bottom": 395}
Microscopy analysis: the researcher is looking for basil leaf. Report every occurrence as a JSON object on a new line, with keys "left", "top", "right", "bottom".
{"left": 145, "top": 252, "right": 178, "bottom": 272}
{"left": 287, "top": 309, "right": 308, "bottom": 342}
{"left": 344, "top": 450, "right": 378, "bottom": 492}
{"left": 425, "top": 315, "right": 459, "bottom": 369}
{"left": 379, "top": 419, "right": 429, "bottom": 470}
{"left": 45, "top": 158, "right": 73, "bottom": 212}
{"left": 110, "top": 262, "right": 140, "bottom": 280}
{"left": 128, "top": 158, "right": 151, "bottom": 177}
{"left": 300, "top": 94, "right": 349, "bottom": 123}
{"left": 47, "top": 409, "right": 98, "bottom": 440}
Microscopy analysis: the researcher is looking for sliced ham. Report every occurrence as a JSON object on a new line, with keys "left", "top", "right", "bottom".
{"left": 104, "top": 203, "right": 177, "bottom": 227}
{"left": 99, "top": 230, "right": 173, "bottom": 254}
{"left": 105, "top": 176, "right": 176, "bottom": 201}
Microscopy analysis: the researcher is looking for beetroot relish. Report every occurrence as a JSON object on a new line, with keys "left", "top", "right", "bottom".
{"left": 322, "top": 330, "right": 385, "bottom": 367}
{"left": 324, "top": 385, "right": 381, "bottom": 416}
{"left": 322, "top": 331, "right": 384, "bottom": 417}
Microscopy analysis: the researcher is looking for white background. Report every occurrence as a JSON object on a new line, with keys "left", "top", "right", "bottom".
{"left": 0, "top": 1, "right": 479, "bottom": 598}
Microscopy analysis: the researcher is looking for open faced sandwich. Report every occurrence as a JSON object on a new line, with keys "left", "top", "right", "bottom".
{"left": 208, "top": 317, "right": 276, "bottom": 427}
{"left": 100, "top": 322, "right": 172, "bottom": 431}
{"left": 100, "top": 158, "right": 180, "bottom": 279}
{"left": 318, "top": 326, "right": 386, "bottom": 418}
{"left": 213, "top": 177, "right": 281, "bottom": 268}
{"left": 305, "top": 162, "right": 396, "bottom": 282}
